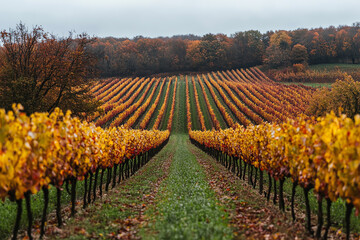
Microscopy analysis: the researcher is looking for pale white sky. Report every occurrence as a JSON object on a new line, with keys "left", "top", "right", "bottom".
{"left": 0, "top": 0, "right": 359, "bottom": 38}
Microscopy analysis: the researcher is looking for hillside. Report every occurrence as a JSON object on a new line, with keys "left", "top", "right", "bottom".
{"left": 3, "top": 68, "right": 360, "bottom": 240}
{"left": 89, "top": 67, "right": 314, "bottom": 132}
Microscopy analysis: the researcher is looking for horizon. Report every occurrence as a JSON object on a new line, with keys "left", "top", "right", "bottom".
{"left": 1, "top": 0, "right": 359, "bottom": 39}
{"left": 4, "top": 21, "right": 360, "bottom": 40}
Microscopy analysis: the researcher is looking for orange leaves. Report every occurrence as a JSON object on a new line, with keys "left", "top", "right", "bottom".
{"left": 207, "top": 73, "right": 251, "bottom": 126}
{"left": 95, "top": 78, "right": 129, "bottom": 102}
{"left": 166, "top": 77, "right": 178, "bottom": 131}
{"left": 153, "top": 77, "right": 173, "bottom": 130}
{"left": 192, "top": 76, "right": 206, "bottom": 131}
{"left": 0, "top": 105, "right": 170, "bottom": 201}
{"left": 197, "top": 75, "right": 221, "bottom": 130}
{"left": 124, "top": 79, "right": 161, "bottom": 129}
{"left": 0, "top": 25, "right": 98, "bottom": 116}
{"left": 139, "top": 78, "right": 167, "bottom": 129}
{"left": 110, "top": 78, "right": 155, "bottom": 127}
{"left": 95, "top": 78, "right": 148, "bottom": 127}
{"left": 190, "top": 112, "right": 360, "bottom": 212}
{"left": 215, "top": 68, "right": 308, "bottom": 121}
{"left": 217, "top": 78, "right": 266, "bottom": 124}
{"left": 202, "top": 74, "right": 235, "bottom": 128}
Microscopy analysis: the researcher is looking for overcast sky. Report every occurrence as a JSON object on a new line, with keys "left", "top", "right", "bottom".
{"left": 1, "top": 0, "right": 359, "bottom": 38}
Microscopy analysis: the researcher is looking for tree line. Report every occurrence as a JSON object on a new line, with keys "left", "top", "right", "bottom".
{"left": 2, "top": 22, "right": 360, "bottom": 116}
{"left": 90, "top": 23, "right": 360, "bottom": 77}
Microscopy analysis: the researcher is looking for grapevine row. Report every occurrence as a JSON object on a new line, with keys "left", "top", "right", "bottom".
{"left": 190, "top": 113, "right": 360, "bottom": 239}
{"left": 95, "top": 78, "right": 150, "bottom": 127}
{"left": 153, "top": 77, "right": 173, "bottom": 130}
{"left": 242, "top": 68, "right": 260, "bottom": 83}
{"left": 267, "top": 84, "right": 305, "bottom": 112}
{"left": 224, "top": 70, "right": 305, "bottom": 116}
{"left": 207, "top": 73, "right": 253, "bottom": 125}
{"left": 214, "top": 73, "right": 276, "bottom": 123}
{"left": 231, "top": 82, "right": 285, "bottom": 122}
{"left": 233, "top": 69, "right": 252, "bottom": 83}
{"left": 192, "top": 76, "right": 206, "bottom": 131}
{"left": 95, "top": 78, "right": 128, "bottom": 102}
{"left": 224, "top": 70, "right": 243, "bottom": 83}
{"left": 90, "top": 78, "right": 114, "bottom": 94}
{"left": 139, "top": 78, "right": 167, "bottom": 129}
{"left": 202, "top": 75, "right": 235, "bottom": 128}
{"left": 124, "top": 79, "right": 162, "bottom": 129}
{"left": 253, "top": 67, "right": 273, "bottom": 82}
{"left": 247, "top": 83, "right": 299, "bottom": 117}
{"left": 167, "top": 77, "right": 178, "bottom": 131}
{"left": 99, "top": 78, "right": 132, "bottom": 104}
{"left": 103, "top": 77, "right": 141, "bottom": 113}
{"left": 248, "top": 67, "right": 268, "bottom": 83}
{"left": 0, "top": 105, "right": 169, "bottom": 239}
{"left": 111, "top": 78, "right": 156, "bottom": 127}
{"left": 91, "top": 78, "right": 118, "bottom": 98}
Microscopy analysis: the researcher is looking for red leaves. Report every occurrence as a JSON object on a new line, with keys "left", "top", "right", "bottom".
{"left": 167, "top": 77, "right": 178, "bottom": 131}
{"left": 192, "top": 76, "right": 207, "bottom": 131}
{"left": 153, "top": 78, "right": 172, "bottom": 130}
{"left": 197, "top": 75, "right": 221, "bottom": 130}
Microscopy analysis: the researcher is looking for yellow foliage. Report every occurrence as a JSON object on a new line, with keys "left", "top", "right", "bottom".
{"left": 0, "top": 105, "right": 169, "bottom": 200}
{"left": 190, "top": 112, "right": 360, "bottom": 211}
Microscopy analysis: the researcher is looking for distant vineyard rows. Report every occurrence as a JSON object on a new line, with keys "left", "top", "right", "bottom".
{"left": 89, "top": 67, "right": 313, "bottom": 131}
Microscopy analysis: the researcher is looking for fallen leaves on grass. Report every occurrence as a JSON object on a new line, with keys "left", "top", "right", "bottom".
{"left": 191, "top": 146, "right": 312, "bottom": 240}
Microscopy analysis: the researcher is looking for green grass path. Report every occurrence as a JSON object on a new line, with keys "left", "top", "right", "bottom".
{"left": 47, "top": 131, "right": 176, "bottom": 239}
{"left": 141, "top": 134, "right": 232, "bottom": 240}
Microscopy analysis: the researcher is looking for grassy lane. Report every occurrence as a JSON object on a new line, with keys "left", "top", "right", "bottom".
{"left": 33, "top": 136, "right": 176, "bottom": 240}
{"left": 141, "top": 134, "right": 232, "bottom": 240}
{"left": 189, "top": 141, "right": 360, "bottom": 239}
{"left": 172, "top": 77, "right": 187, "bottom": 134}
{"left": 187, "top": 142, "right": 312, "bottom": 240}
{"left": 280, "top": 82, "right": 332, "bottom": 88}
{"left": 309, "top": 63, "right": 360, "bottom": 71}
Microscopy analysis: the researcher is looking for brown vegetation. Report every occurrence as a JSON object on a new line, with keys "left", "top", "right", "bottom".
{"left": 307, "top": 74, "right": 360, "bottom": 118}
{"left": 0, "top": 23, "right": 100, "bottom": 117}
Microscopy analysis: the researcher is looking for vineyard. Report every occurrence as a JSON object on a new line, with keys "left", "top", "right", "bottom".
{"left": 90, "top": 67, "right": 312, "bottom": 130}
{"left": 190, "top": 113, "right": 360, "bottom": 239}
{"left": 1, "top": 67, "right": 360, "bottom": 240}
{"left": 0, "top": 105, "right": 169, "bottom": 239}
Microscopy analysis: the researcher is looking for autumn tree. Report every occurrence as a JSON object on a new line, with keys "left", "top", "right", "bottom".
{"left": 86, "top": 23, "right": 360, "bottom": 76}
{"left": 351, "top": 29, "right": 360, "bottom": 63}
{"left": 290, "top": 44, "right": 308, "bottom": 64}
{"left": 186, "top": 40, "right": 202, "bottom": 69}
{"left": 113, "top": 40, "right": 138, "bottom": 75}
{"left": 163, "top": 39, "right": 187, "bottom": 71}
{"left": 135, "top": 38, "right": 165, "bottom": 74}
{"left": 307, "top": 74, "right": 360, "bottom": 118}
{"left": 0, "top": 23, "right": 101, "bottom": 117}
{"left": 335, "top": 28, "right": 352, "bottom": 62}
{"left": 305, "top": 29, "right": 337, "bottom": 64}
{"left": 186, "top": 34, "right": 228, "bottom": 70}
{"left": 264, "top": 31, "right": 292, "bottom": 68}
{"left": 232, "top": 30, "right": 264, "bottom": 67}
